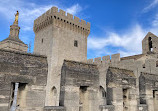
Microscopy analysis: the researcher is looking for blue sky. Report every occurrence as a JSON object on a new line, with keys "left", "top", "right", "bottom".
{"left": 0, "top": 0, "right": 158, "bottom": 59}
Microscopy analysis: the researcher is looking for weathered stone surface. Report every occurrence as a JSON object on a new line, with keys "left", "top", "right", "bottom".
{"left": 44, "top": 106, "right": 66, "bottom": 111}
{"left": 99, "top": 105, "right": 115, "bottom": 111}
{"left": 1, "top": 6, "right": 158, "bottom": 111}
{"left": 0, "top": 49, "right": 48, "bottom": 111}
{"left": 59, "top": 60, "right": 99, "bottom": 111}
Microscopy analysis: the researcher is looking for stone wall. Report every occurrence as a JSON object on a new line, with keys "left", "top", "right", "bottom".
{"left": 138, "top": 104, "right": 148, "bottom": 111}
{"left": 60, "top": 60, "right": 100, "bottom": 111}
{"left": 87, "top": 52, "right": 158, "bottom": 111}
{"left": 43, "top": 106, "right": 65, "bottom": 111}
{"left": 139, "top": 72, "right": 158, "bottom": 111}
{"left": 0, "top": 49, "right": 48, "bottom": 111}
{"left": 0, "top": 40, "right": 28, "bottom": 52}
{"left": 99, "top": 105, "right": 115, "bottom": 111}
{"left": 106, "top": 67, "right": 137, "bottom": 111}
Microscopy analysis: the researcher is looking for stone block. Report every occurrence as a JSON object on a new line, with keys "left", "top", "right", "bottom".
{"left": 111, "top": 53, "right": 120, "bottom": 63}
{"left": 102, "top": 55, "right": 110, "bottom": 63}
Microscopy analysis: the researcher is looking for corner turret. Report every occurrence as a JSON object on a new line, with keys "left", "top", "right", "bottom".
{"left": 0, "top": 11, "right": 28, "bottom": 52}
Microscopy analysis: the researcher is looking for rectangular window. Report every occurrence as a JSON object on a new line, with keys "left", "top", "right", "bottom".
{"left": 74, "top": 40, "right": 78, "bottom": 47}
{"left": 153, "top": 90, "right": 157, "bottom": 98}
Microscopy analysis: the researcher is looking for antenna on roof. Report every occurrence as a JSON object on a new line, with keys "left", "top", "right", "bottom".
{"left": 28, "top": 41, "right": 31, "bottom": 53}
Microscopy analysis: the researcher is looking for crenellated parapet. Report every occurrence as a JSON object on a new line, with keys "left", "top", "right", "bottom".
{"left": 87, "top": 53, "right": 158, "bottom": 76}
{"left": 33, "top": 7, "right": 90, "bottom": 36}
{"left": 87, "top": 53, "right": 120, "bottom": 64}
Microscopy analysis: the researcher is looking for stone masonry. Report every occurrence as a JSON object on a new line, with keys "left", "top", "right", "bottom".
{"left": 33, "top": 7, "right": 90, "bottom": 106}
{"left": 0, "top": 49, "right": 48, "bottom": 111}
{"left": 0, "top": 6, "right": 158, "bottom": 111}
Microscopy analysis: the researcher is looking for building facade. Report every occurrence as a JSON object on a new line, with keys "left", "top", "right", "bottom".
{"left": 0, "top": 7, "right": 158, "bottom": 111}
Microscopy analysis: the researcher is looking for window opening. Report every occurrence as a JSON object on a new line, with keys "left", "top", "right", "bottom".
{"left": 100, "top": 86, "right": 106, "bottom": 98}
{"left": 153, "top": 90, "right": 157, "bottom": 98}
{"left": 10, "top": 83, "right": 19, "bottom": 111}
{"left": 10, "top": 83, "right": 27, "bottom": 111}
{"left": 123, "top": 89, "right": 129, "bottom": 111}
{"left": 79, "top": 86, "right": 89, "bottom": 111}
{"left": 149, "top": 37, "right": 153, "bottom": 51}
{"left": 74, "top": 40, "right": 78, "bottom": 47}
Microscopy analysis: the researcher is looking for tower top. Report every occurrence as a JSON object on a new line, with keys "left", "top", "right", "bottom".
{"left": 0, "top": 11, "right": 28, "bottom": 52}
{"left": 142, "top": 32, "right": 158, "bottom": 54}
{"left": 33, "top": 7, "right": 90, "bottom": 35}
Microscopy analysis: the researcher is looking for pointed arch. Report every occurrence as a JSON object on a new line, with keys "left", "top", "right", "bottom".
{"left": 50, "top": 86, "right": 57, "bottom": 106}
{"left": 100, "top": 86, "right": 106, "bottom": 98}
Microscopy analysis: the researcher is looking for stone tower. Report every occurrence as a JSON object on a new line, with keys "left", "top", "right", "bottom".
{"left": 33, "top": 7, "right": 90, "bottom": 106}
{"left": 142, "top": 32, "right": 158, "bottom": 54}
{"left": 0, "top": 11, "right": 28, "bottom": 52}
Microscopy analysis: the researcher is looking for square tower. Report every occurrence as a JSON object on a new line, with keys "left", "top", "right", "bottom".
{"left": 33, "top": 7, "right": 90, "bottom": 106}
{"left": 33, "top": 7, "right": 90, "bottom": 62}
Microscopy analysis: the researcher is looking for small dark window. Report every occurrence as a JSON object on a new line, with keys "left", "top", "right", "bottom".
{"left": 42, "top": 39, "right": 44, "bottom": 43}
{"left": 153, "top": 90, "right": 157, "bottom": 98}
{"left": 102, "top": 91, "right": 106, "bottom": 98}
{"left": 74, "top": 40, "right": 78, "bottom": 47}
{"left": 80, "top": 86, "right": 88, "bottom": 93}
{"left": 148, "top": 37, "right": 153, "bottom": 51}
{"left": 156, "top": 61, "right": 158, "bottom": 67}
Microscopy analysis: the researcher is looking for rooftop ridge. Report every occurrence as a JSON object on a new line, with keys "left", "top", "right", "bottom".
{"left": 64, "top": 59, "right": 97, "bottom": 66}
{"left": 1, "top": 36, "right": 27, "bottom": 45}
{"left": 141, "top": 72, "right": 158, "bottom": 76}
{"left": 0, "top": 49, "right": 47, "bottom": 58}
{"left": 108, "top": 66, "right": 136, "bottom": 78}
{"left": 109, "top": 66, "right": 134, "bottom": 73}
{"left": 33, "top": 7, "right": 90, "bottom": 35}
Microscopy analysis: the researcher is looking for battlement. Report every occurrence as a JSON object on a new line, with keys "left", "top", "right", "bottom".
{"left": 87, "top": 53, "right": 120, "bottom": 64}
{"left": 33, "top": 7, "right": 90, "bottom": 35}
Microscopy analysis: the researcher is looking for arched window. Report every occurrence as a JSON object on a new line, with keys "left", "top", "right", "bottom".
{"left": 100, "top": 86, "right": 106, "bottom": 98}
{"left": 50, "top": 86, "right": 57, "bottom": 106}
{"left": 52, "top": 86, "right": 57, "bottom": 96}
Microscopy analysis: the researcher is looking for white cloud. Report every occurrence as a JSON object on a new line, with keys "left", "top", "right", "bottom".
{"left": 66, "top": 4, "right": 82, "bottom": 15}
{"left": 152, "top": 14, "right": 158, "bottom": 27}
{"left": 88, "top": 23, "right": 158, "bottom": 57}
{"left": 0, "top": 1, "right": 51, "bottom": 31}
{"left": 0, "top": 0, "right": 83, "bottom": 45}
{"left": 143, "top": 0, "right": 158, "bottom": 12}
{"left": 0, "top": 0, "right": 83, "bottom": 31}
